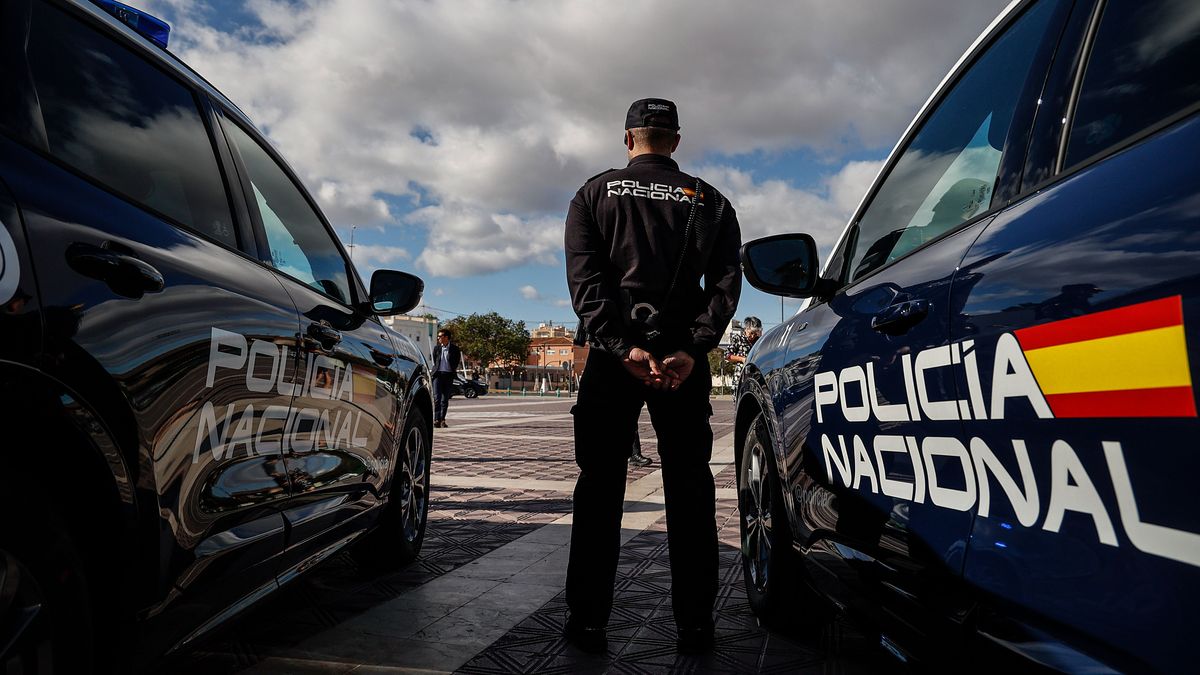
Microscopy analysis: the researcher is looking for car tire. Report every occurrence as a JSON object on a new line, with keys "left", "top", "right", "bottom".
{"left": 738, "top": 413, "right": 827, "bottom": 631}
{"left": 464, "top": 387, "right": 478, "bottom": 399}
{"left": 0, "top": 481, "right": 95, "bottom": 674}
{"left": 353, "top": 407, "right": 432, "bottom": 569}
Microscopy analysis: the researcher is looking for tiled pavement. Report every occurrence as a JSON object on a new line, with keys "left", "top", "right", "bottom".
{"left": 165, "top": 396, "right": 889, "bottom": 674}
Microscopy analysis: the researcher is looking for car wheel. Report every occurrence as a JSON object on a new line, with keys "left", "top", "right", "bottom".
{"left": 463, "top": 387, "right": 478, "bottom": 399}
{"left": 0, "top": 489, "right": 94, "bottom": 673}
{"left": 353, "top": 408, "right": 432, "bottom": 568}
{"left": 739, "top": 413, "right": 826, "bottom": 630}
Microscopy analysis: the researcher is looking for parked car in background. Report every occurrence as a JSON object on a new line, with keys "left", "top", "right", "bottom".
{"left": 452, "top": 375, "right": 488, "bottom": 398}
{"left": 0, "top": 1, "right": 434, "bottom": 671}
{"left": 736, "top": 0, "right": 1200, "bottom": 671}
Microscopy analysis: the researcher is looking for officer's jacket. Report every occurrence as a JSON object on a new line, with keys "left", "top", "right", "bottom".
{"left": 565, "top": 153, "right": 742, "bottom": 358}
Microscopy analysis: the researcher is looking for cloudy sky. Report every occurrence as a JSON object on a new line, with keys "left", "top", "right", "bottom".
{"left": 146, "top": 0, "right": 1009, "bottom": 330}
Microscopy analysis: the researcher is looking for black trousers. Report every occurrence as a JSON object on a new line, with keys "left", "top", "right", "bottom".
{"left": 566, "top": 349, "right": 716, "bottom": 629}
{"left": 432, "top": 372, "right": 454, "bottom": 422}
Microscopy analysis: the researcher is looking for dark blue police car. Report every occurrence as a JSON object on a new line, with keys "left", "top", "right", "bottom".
{"left": 736, "top": 0, "right": 1199, "bottom": 671}
{"left": 0, "top": 1, "right": 435, "bottom": 671}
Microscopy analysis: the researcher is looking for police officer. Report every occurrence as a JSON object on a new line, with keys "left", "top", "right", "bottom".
{"left": 564, "top": 98, "right": 742, "bottom": 653}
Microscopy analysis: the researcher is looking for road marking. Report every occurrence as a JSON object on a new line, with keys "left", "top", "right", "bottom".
{"left": 438, "top": 432, "right": 657, "bottom": 444}
{"left": 432, "top": 476, "right": 578, "bottom": 492}
{"left": 450, "top": 398, "right": 576, "bottom": 408}
{"left": 448, "top": 411, "right": 537, "bottom": 419}
{"left": 435, "top": 413, "right": 573, "bottom": 430}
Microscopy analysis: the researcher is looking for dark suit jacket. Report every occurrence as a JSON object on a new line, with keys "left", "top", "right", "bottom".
{"left": 432, "top": 343, "right": 462, "bottom": 374}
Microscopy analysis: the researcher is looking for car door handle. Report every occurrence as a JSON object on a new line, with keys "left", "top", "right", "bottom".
{"left": 306, "top": 321, "right": 341, "bottom": 350}
{"left": 871, "top": 299, "right": 930, "bottom": 336}
{"left": 66, "top": 242, "right": 164, "bottom": 299}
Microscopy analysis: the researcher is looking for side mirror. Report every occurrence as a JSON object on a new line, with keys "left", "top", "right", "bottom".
{"left": 368, "top": 270, "right": 423, "bottom": 316}
{"left": 740, "top": 233, "right": 823, "bottom": 298}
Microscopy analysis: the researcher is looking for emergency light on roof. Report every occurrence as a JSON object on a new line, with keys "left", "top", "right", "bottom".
{"left": 90, "top": 0, "right": 170, "bottom": 49}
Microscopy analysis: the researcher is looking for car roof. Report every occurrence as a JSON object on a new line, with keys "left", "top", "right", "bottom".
{"left": 64, "top": 0, "right": 260, "bottom": 132}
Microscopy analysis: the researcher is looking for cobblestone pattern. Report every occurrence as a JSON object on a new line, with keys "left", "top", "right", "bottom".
{"left": 167, "top": 486, "right": 572, "bottom": 674}
{"left": 459, "top": 501, "right": 888, "bottom": 675}
{"left": 163, "top": 397, "right": 891, "bottom": 674}
{"left": 435, "top": 403, "right": 734, "bottom": 484}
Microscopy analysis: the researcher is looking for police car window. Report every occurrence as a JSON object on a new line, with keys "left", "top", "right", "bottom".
{"left": 26, "top": 2, "right": 236, "bottom": 247}
{"left": 223, "top": 121, "right": 352, "bottom": 304}
{"left": 1065, "top": 0, "right": 1200, "bottom": 168}
{"left": 845, "top": 0, "right": 1058, "bottom": 284}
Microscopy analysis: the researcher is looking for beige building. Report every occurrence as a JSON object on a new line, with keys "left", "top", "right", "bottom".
{"left": 528, "top": 336, "right": 575, "bottom": 369}
{"left": 381, "top": 314, "right": 439, "bottom": 354}
{"left": 530, "top": 322, "right": 572, "bottom": 339}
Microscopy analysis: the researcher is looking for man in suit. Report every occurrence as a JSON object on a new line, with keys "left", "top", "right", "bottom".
{"left": 431, "top": 328, "right": 461, "bottom": 428}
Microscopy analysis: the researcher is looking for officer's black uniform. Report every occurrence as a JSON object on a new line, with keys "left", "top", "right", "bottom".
{"left": 564, "top": 99, "right": 741, "bottom": 642}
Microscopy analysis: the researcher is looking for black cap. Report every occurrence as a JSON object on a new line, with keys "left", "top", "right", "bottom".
{"left": 625, "top": 98, "right": 679, "bottom": 131}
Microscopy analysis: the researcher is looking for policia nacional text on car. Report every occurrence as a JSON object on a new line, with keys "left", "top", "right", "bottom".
{"left": 564, "top": 98, "right": 742, "bottom": 653}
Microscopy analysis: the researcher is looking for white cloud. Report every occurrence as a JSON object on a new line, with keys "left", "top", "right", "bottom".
{"left": 705, "top": 159, "right": 885, "bottom": 257}
{"left": 159, "top": 0, "right": 1007, "bottom": 277}
{"left": 520, "top": 284, "right": 572, "bottom": 309}
{"left": 409, "top": 206, "right": 561, "bottom": 277}
{"left": 343, "top": 243, "right": 411, "bottom": 277}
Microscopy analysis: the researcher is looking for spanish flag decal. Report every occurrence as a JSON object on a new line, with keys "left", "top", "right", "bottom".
{"left": 1014, "top": 296, "right": 1196, "bottom": 418}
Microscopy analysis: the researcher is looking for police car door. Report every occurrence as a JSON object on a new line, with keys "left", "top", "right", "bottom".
{"left": 1, "top": 0, "right": 297, "bottom": 635}
{"left": 218, "top": 116, "right": 403, "bottom": 570}
{"left": 952, "top": 0, "right": 1200, "bottom": 668}
{"left": 783, "top": 0, "right": 1069, "bottom": 647}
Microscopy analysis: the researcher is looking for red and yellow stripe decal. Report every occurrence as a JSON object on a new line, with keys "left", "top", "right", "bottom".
{"left": 1014, "top": 296, "right": 1196, "bottom": 418}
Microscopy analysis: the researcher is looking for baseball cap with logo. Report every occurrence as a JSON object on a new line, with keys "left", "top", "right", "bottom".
{"left": 625, "top": 98, "right": 680, "bottom": 131}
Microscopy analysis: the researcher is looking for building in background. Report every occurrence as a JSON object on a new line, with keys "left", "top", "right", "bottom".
{"left": 382, "top": 314, "right": 439, "bottom": 355}
{"left": 528, "top": 336, "right": 575, "bottom": 369}
{"left": 531, "top": 322, "right": 572, "bottom": 339}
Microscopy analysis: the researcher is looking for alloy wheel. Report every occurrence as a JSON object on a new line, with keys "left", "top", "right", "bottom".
{"left": 0, "top": 548, "right": 52, "bottom": 673}
{"left": 399, "top": 426, "right": 429, "bottom": 542}
{"left": 741, "top": 440, "right": 773, "bottom": 593}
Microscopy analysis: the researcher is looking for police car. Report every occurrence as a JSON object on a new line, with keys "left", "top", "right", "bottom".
{"left": 0, "top": 1, "right": 435, "bottom": 671}
{"left": 736, "top": 0, "right": 1199, "bottom": 670}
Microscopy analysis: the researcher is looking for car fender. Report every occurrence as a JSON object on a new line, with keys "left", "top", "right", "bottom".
{"left": 379, "top": 329, "right": 433, "bottom": 495}
{"left": 0, "top": 360, "right": 150, "bottom": 603}
{"left": 0, "top": 360, "right": 133, "bottom": 505}
{"left": 735, "top": 361, "right": 802, "bottom": 541}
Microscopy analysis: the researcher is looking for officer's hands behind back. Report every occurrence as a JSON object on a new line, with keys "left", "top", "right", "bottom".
{"left": 624, "top": 348, "right": 693, "bottom": 391}
{"left": 661, "top": 351, "right": 694, "bottom": 386}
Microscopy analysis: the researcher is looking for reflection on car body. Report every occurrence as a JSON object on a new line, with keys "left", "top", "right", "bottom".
{"left": 0, "top": 1, "right": 434, "bottom": 671}
{"left": 735, "top": 0, "right": 1200, "bottom": 671}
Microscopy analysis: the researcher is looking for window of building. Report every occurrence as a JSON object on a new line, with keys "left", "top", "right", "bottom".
{"left": 1065, "top": 0, "right": 1200, "bottom": 167}
{"left": 844, "top": 0, "right": 1059, "bottom": 284}
{"left": 27, "top": 2, "right": 235, "bottom": 246}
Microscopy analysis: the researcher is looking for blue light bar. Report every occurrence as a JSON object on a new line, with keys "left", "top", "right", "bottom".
{"left": 91, "top": 0, "right": 171, "bottom": 49}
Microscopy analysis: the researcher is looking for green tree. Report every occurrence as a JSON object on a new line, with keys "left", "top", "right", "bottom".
{"left": 442, "top": 312, "right": 531, "bottom": 375}
{"left": 708, "top": 348, "right": 728, "bottom": 394}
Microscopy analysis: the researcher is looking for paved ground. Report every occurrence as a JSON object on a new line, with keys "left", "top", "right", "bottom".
{"left": 166, "top": 396, "right": 890, "bottom": 674}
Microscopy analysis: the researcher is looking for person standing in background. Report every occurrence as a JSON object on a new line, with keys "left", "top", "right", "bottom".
{"left": 629, "top": 405, "right": 652, "bottom": 467}
{"left": 724, "top": 316, "right": 762, "bottom": 390}
{"left": 431, "top": 329, "right": 461, "bottom": 428}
